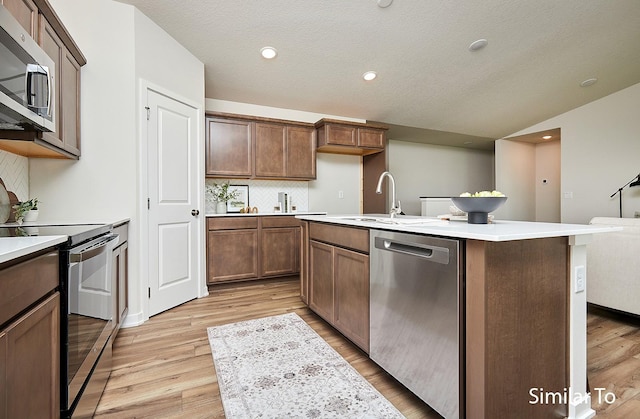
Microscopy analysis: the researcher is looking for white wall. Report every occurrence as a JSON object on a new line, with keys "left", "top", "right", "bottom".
{"left": 309, "top": 153, "right": 361, "bottom": 214}
{"left": 388, "top": 140, "right": 495, "bottom": 215}
{"left": 506, "top": 82, "right": 640, "bottom": 223}
{"left": 495, "top": 140, "right": 536, "bottom": 221}
{"left": 495, "top": 139, "right": 561, "bottom": 222}
{"left": 205, "top": 99, "right": 363, "bottom": 214}
{"left": 30, "top": 0, "right": 204, "bottom": 325}
{"left": 535, "top": 140, "right": 561, "bottom": 222}
{"left": 30, "top": 0, "right": 136, "bottom": 225}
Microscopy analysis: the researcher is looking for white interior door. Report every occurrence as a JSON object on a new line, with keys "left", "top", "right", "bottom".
{"left": 147, "top": 88, "right": 200, "bottom": 316}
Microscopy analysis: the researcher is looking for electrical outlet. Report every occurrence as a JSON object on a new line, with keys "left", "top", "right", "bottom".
{"left": 338, "top": 190, "right": 344, "bottom": 199}
{"left": 574, "top": 265, "right": 585, "bottom": 293}
{"left": 563, "top": 191, "right": 573, "bottom": 199}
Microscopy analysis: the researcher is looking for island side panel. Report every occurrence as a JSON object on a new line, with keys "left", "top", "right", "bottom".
{"left": 466, "top": 237, "right": 569, "bottom": 419}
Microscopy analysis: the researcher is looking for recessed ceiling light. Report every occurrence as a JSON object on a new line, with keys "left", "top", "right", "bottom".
{"left": 377, "top": 0, "right": 393, "bottom": 7}
{"left": 580, "top": 78, "right": 597, "bottom": 87}
{"left": 260, "top": 46, "right": 278, "bottom": 59}
{"left": 542, "top": 135, "right": 552, "bottom": 140}
{"left": 469, "top": 39, "right": 488, "bottom": 52}
{"left": 363, "top": 71, "right": 377, "bottom": 81}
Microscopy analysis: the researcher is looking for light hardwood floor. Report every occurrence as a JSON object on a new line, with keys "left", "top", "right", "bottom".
{"left": 587, "top": 305, "right": 640, "bottom": 417}
{"left": 95, "top": 278, "right": 640, "bottom": 418}
{"left": 95, "top": 277, "right": 439, "bottom": 418}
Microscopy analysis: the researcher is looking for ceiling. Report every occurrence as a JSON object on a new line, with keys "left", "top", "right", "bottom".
{"left": 117, "top": 0, "right": 640, "bottom": 148}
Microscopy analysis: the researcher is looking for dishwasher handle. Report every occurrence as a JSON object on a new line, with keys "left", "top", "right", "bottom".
{"left": 374, "top": 236, "right": 450, "bottom": 265}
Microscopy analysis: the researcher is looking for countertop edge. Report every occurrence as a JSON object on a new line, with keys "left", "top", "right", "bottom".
{"left": 0, "top": 235, "right": 67, "bottom": 264}
{"left": 295, "top": 215, "right": 622, "bottom": 241}
{"left": 206, "top": 212, "right": 326, "bottom": 218}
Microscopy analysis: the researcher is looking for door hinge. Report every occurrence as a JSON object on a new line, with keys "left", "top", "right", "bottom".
{"left": 147, "top": 198, "right": 150, "bottom": 209}
{"left": 145, "top": 106, "right": 150, "bottom": 120}
{"left": 148, "top": 287, "right": 151, "bottom": 298}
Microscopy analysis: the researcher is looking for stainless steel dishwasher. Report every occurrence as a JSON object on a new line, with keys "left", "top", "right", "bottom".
{"left": 370, "top": 229, "right": 462, "bottom": 419}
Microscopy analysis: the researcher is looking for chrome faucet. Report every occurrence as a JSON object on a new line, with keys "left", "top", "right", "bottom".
{"left": 375, "top": 171, "right": 402, "bottom": 218}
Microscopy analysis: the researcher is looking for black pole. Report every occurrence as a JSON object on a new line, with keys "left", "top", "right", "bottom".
{"left": 610, "top": 173, "right": 640, "bottom": 218}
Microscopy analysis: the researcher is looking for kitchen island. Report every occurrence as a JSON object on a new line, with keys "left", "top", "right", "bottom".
{"left": 296, "top": 214, "right": 618, "bottom": 419}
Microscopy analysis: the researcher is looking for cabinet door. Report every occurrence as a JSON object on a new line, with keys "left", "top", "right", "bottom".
{"left": 357, "top": 127, "right": 385, "bottom": 149}
{"left": 325, "top": 124, "right": 357, "bottom": 146}
{"left": 207, "top": 229, "right": 258, "bottom": 283}
{"left": 118, "top": 241, "right": 128, "bottom": 325}
{"left": 286, "top": 126, "right": 316, "bottom": 179}
{"left": 2, "top": 0, "right": 38, "bottom": 38}
{"left": 309, "top": 240, "right": 334, "bottom": 322}
{"left": 261, "top": 227, "right": 299, "bottom": 277}
{"left": 206, "top": 118, "right": 253, "bottom": 177}
{"left": 111, "top": 241, "right": 129, "bottom": 333}
{"left": 39, "top": 18, "right": 64, "bottom": 151}
{"left": 254, "top": 122, "right": 286, "bottom": 178}
{"left": 3, "top": 293, "right": 60, "bottom": 419}
{"left": 0, "top": 330, "right": 5, "bottom": 416}
{"left": 300, "top": 221, "right": 309, "bottom": 304}
{"left": 333, "top": 248, "right": 370, "bottom": 352}
{"left": 61, "top": 48, "right": 81, "bottom": 155}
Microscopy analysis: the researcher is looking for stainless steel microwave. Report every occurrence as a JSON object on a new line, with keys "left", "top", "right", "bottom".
{"left": 0, "top": 4, "right": 55, "bottom": 132}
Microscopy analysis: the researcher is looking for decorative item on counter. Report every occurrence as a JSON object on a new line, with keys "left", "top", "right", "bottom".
{"left": 250, "top": 207, "right": 258, "bottom": 213}
{"left": 451, "top": 190, "right": 507, "bottom": 224}
{"left": 206, "top": 182, "right": 241, "bottom": 214}
{"left": 277, "top": 192, "right": 289, "bottom": 213}
{"left": 0, "top": 180, "right": 10, "bottom": 224}
{"left": 227, "top": 185, "right": 249, "bottom": 213}
{"left": 273, "top": 203, "right": 282, "bottom": 213}
{"left": 12, "top": 198, "right": 39, "bottom": 224}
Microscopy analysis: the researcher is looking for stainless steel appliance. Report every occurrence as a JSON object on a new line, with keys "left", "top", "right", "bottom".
{"left": 0, "top": 4, "right": 55, "bottom": 131}
{"left": 370, "top": 229, "right": 463, "bottom": 419}
{"left": 0, "top": 224, "right": 117, "bottom": 418}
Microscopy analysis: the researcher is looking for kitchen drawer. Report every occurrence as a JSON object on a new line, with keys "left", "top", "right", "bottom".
{"left": 113, "top": 222, "right": 128, "bottom": 243}
{"left": 260, "top": 216, "right": 300, "bottom": 229}
{"left": 0, "top": 251, "right": 59, "bottom": 327}
{"left": 309, "top": 222, "right": 369, "bottom": 254}
{"left": 207, "top": 216, "right": 258, "bottom": 231}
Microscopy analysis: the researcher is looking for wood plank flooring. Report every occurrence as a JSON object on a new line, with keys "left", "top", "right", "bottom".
{"left": 95, "top": 277, "right": 640, "bottom": 418}
{"left": 95, "top": 277, "right": 439, "bottom": 418}
{"left": 587, "top": 305, "right": 640, "bottom": 418}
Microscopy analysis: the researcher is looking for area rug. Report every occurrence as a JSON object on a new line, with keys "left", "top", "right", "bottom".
{"left": 207, "top": 312, "right": 404, "bottom": 418}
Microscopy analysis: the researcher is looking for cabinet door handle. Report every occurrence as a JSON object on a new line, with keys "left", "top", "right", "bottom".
{"left": 191, "top": 209, "right": 200, "bottom": 216}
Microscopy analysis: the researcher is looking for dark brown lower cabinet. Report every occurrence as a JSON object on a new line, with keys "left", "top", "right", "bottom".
{"left": 207, "top": 216, "right": 300, "bottom": 284}
{"left": 466, "top": 237, "right": 568, "bottom": 419}
{"left": 1, "top": 293, "right": 60, "bottom": 419}
{"left": 0, "top": 250, "right": 60, "bottom": 419}
{"left": 307, "top": 222, "right": 370, "bottom": 353}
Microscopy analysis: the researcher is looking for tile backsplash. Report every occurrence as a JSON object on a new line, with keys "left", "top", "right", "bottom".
{"left": 205, "top": 179, "right": 309, "bottom": 214}
{"left": 0, "top": 150, "right": 28, "bottom": 200}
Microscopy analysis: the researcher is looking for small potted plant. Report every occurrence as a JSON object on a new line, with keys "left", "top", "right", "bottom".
{"left": 206, "top": 182, "right": 239, "bottom": 214}
{"left": 13, "top": 198, "right": 39, "bottom": 224}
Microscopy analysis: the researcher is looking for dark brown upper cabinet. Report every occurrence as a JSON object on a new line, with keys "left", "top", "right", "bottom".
{"left": 315, "top": 119, "right": 387, "bottom": 156}
{"left": 206, "top": 117, "right": 254, "bottom": 177}
{"left": 206, "top": 114, "right": 316, "bottom": 180}
{"left": 0, "top": 0, "right": 86, "bottom": 159}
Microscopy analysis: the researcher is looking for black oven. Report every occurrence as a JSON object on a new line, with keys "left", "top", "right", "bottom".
{"left": 61, "top": 229, "right": 119, "bottom": 418}
{"left": 0, "top": 223, "right": 117, "bottom": 418}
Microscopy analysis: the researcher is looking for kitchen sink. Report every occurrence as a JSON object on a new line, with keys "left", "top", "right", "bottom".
{"left": 328, "top": 215, "right": 446, "bottom": 226}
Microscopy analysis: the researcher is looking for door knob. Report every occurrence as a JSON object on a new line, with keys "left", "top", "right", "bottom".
{"left": 191, "top": 209, "right": 199, "bottom": 216}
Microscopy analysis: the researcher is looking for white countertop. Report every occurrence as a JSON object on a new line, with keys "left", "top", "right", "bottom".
{"left": 0, "top": 236, "right": 67, "bottom": 264}
{"left": 295, "top": 214, "right": 621, "bottom": 241}
{"left": 206, "top": 211, "right": 326, "bottom": 217}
